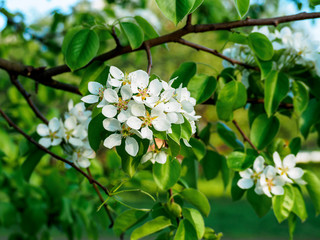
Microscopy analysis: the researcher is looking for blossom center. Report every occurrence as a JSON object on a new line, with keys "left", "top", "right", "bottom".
{"left": 266, "top": 178, "right": 275, "bottom": 191}
{"left": 140, "top": 111, "right": 158, "bottom": 127}
{"left": 121, "top": 125, "right": 133, "bottom": 137}
{"left": 98, "top": 87, "right": 105, "bottom": 101}
{"left": 137, "top": 88, "right": 150, "bottom": 100}
{"left": 122, "top": 73, "right": 131, "bottom": 85}
{"left": 117, "top": 97, "right": 129, "bottom": 110}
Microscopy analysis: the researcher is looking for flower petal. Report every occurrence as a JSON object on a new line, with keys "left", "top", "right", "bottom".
{"left": 110, "top": 66, "right": 124, "bottom": 79}
{"left": 283, "top": 154, "right": 296, "bottom": 169}
{"left": 81, "top": 95, "right": 99, "bottom": 104}
{"left": 120, "top": 85, "right": 132, "bottom": 101}
{"left": 118, "top": 110, "right": 131, "bottom": 123}
{"left": 103, "top": 118, "right": 121, "bottom": 132}
{"left": 88, "top": 81, "right": 103, "bottom": 95}
{"left": 103, "top": 133, "right": 122, "bottom": 149}
{"left": 181, "top": 100, "right": 194, "bottom": 113}
{"left": 131, "top": 103, "right": 145, "bottom": 116}
{"left": 51, "top": 138, "right": 62, "bottom": 146}
{"left": 39, "top": 137, "right": 51, "bottom": 148}
{"left": 155, "top": 151, "right": 167, "bottom": 164}
{"left": 141, "top": 152, "right": 153, "bottom": 164}
{"left": 164, "top": 102, "right": 180, "bottom": 113}
{"left": 125, "top": 136, "right": 139, "bottom": 156}
{"left": 239, "top": 168, "right": 253, "bottom": 178}
{"left": 49, "top": 117, "right": 61, "bottom": 132}
{"left": 148, "top": 79, "right": 162, "bottom": 96}
{"left": 130, "top": 70, "right": 149, "bottom": 90}
{"left": 288, "top": 167, "right": 304, "bottom": 180}
{"left": 152, "top": 117, "right": 171, "bottom": 132}
{"left": 271, "top": 186, "right": 284, "bottom": 196}
{"left": 264, "top": 165, "right": 276, "bottom": 179}
{"left": 102, "top": 105, "right": 118, "bottom": 118}
{"left": 127, "top": 116, "right": 143, "bottom": 130}
{"left": 77, "top": 157, "right": 91, "bottom": 168}
{"left": 37, "top": 124, "right": 49, "bottom": 136}
{"left": 262, "top": 186, "right": 272, "bottom": 198}
{"left": 253, "top": 156, "right": 265, "bottom": 173}
{"left": 65, "top": 116, "right": 77, "bottom": 130}
{"left": 273, "top": 152, "right": 282, "bottom": 168}
{"left": 97, "top": 98, "right": 107, "bottom": 108}
{"left": 69, "top": 137, "right": 83, "bottom": 147}
{"left": 104, "top": 88, "right": 119, "bottom": 103}
{"left": 237, "top": 178, "right": 254, "bottom": 189}
{"left": 141, "top": 126, "right": 153, "bottom": 140}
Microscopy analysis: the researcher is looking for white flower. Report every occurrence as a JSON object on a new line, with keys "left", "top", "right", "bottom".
{"left": 273, "top": 152, "right": 305, "bottom": 184}
{"left": 141, "top": 149, "right": 167, "bottom": 164}
{"left": 108, "top": 66, "right": 132, "bottom": 87}
{"left": 37, "top": 117, "right": 63, "bottom": 148}
{"left": 237, "top": 156, "right": 265, "bottom": 195}
{"left": 67, "top": 100, "right": 92, "bottom": 123}
{"left": 102, "top": 85, "right": 132, "bottom": 122}
{"left": 260, "top": 166, "right": 285, "bottom": 198}
{"left": 72, "top": 145, "right": 95, "bottom": 168}
{"left": 63, "top": 116, "right": 85, "bottom": 147}
{"left": 103, "top": 118, "right": 139, "bottom": 156}
{"left": 81, "top": 82, "right": 107, "bottom": 108}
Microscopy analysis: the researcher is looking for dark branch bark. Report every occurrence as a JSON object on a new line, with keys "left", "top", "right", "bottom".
{"left": 232, "top": 119, "right": 259, "bottom": 152}
{"left": 9, "top": 74, "right": 49, "bottom": 124}
{"left": 145, "top": 43, "right": 152, "bottom": 75}
{"left": 0, "top": 108, "right": 110, "bottom": 196}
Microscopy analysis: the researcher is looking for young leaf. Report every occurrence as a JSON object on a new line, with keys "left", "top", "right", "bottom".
{"left": 303, "top": 170, "right": 320, "bottom": 215}
{"left": 180, "top": 117, "right": 192, "bottom": 141}
{"left": 21, "top": 149, "right": 45, "bottom": 181}
{"left": 65, "top": 29, "right": 99, "bottom": 71}
{"left": 190, "top": 0, "right": 204, "bottom": 12}
{"left": 299, "top": 99, "right": 320, "bottom": 139}
{"left": 168, "top": 124, "right": 182, "bottom": 144}
{"left": 248, "top": 32, "right": 274, "bottom": 61}
{"left": 180, "top": 188, "right": 210, "bottom": 216}
{"left": 171, "top": 62, "right": 197, "bottom": 88}
{"left": 113, "top": 209, "right": 149, "bottom": 236}
{"left": 217, "top": 122, "right": 244, "bottom": 150}
{"left": 180, "top": 157, "right": 198, "bottom": 189}
{"left": 153, "top": 157, "right": 181, "bottom": 190}
{"left": 201, "top": 150, "right": 223, "bottom": 180}
{"left": 292, "top": 81, "right": 309, "bottom": 115}
{"left": 174, "top": 219, "right": 198, "bottom": 240}
{"left": 289, "top": 137, "right": 301, "bottom": 156}
{"left": 246, "top": 188, "right": 272, "bottom": 218}
{"left": 189, "top": 138, "right": 206, "bottom": 161}
{"left": 120, "top": 22, "right": 144, "bottom": 49}
{"left": 250, "top": 114, "right": 280, "bottom": 150}
{"left": 272, "top": 185, "right": 295, "bottom": 223}
{"left": 62, "top": 26, "right": 83, "bottom": 55}
{"left": 292, "top": 186, "right": 307, "bottom": 222}
{"left": 234, "top": 0, "right": 250, "bottom": 18}
{"left": 226, "top": 151, "right": 255, "bottom": 171}
{"left": 216, "top": 81, "right": 247, "bottom": 122}
{"left": 182, "top": 208, "right": 205, "bottom": 239}
{"left": 155, "top": 0, "right": 196, "bottom": 25}
{"left": 264, "top": 71, "right": 289, "bottom": 117}
{"left": 134, "top": 16, "right": 159, "bottom": 40}
{"left": 187, "top": 74, "right": 217, "bottom": 104}
{"left": 131, "top": 216, "right": 172, "bottom": 240}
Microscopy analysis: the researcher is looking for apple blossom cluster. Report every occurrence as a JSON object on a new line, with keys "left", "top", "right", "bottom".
{"left": 81, "top": 66, "right": 200, "bottom": 163}
{"left": 36, "top": 100, "right": 95, "bottom": 168}
{"left": 223, "top": 26, "right": 320, "bottom": 77}
{"left": 237, "top": 152, "right": 306, "bottom": 197}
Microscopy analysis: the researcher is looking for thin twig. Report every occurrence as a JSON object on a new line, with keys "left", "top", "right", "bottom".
{"left": 111, "top": 26, "right": 121, "bottom": 47}
{"left": 186, "top": 14, "right": 192, "bottom": 26}
{"left": 232, "top": 119, "right": 259, "bottom": 153}
{"left": 0, "top": 108, "right": 110, "bottom": 196}
{"left": 87, "top": 168, "right": 114, "bottom": 228}
{"left": 145, "top": 43, "right": 152, "bottom": 75}
{"left": 9, "top": 74, "right": 48, "bottom": 124}
{"left": 177, "top": 38, "right": 258, "bottom": 70}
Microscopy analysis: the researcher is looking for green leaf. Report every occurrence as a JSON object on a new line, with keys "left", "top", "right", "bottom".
{"left": 264, "top": 71, "right": 289, "bottom": 116}
{"left": 187, "top": 74, "right": 217, "bottom": 104}
{"left": 120, "top": 21, "right": 144, "bottom": 49}
{"left": 21, "top": 204, "right": 48, "bottom": 235}
{"left": 231, "top": 172, "right": 245, "bottom": 201}
{"left": 190, "top": 0, "right": 204, "bottom": 12}
{"left": 155, "top": 0, "right": 196, "bottom": 25}
{"left": 174, "top": 219, "right": 198, "bottom": 240}
{"left": 130, "top": 216, "right": 172, "bottom": 240}
{"left": 182, "top": 208, "right": 205, "bottom": 239}
{"left": 302, "top": 170, "right": 320, "bottom": 215}
{"left": 272, "top": 185, "right": 295, "bottom": 223}
{"left": 292, "top": 81, "right": 309, "bottom": 115}
{"left": 113, "top": 209, "right": 149, "bottom": 236}
{"left": 171, "top": 62, "right": 197, "bottom": 88}
{"left": 299, "top": 99, "right": 320, "bottom": 139}
{"left": 255, "top": 57, "right": 272, "bottom": 80}
{"left": 168, "top": 124, "right": 182, "bottom": 144}
{"left": 65, "top": 29, "right": 99, "bottom": 71}
{"left": 288, "top": 213, "right": 297, "bottom": 240}
{"left": 189, "top": 138, "right": 206, "bottom": 161}
{"left": 226, "top": 151, "right": 255, "bottom": 171}
{"left": 248, "top": 32, "right": 274, "bottom": 61}
{"left": 229, "top": 32, "right": 248, "bottom": 44}
{"left": 217, "top": 122, "right": 244, "bottom": 149}
{"left": 80, "top": 61, "right": 109, "bottom": 95}
{"left": 289, "top": 137, "right": 301, "bottom": 156}
{"left": 180, "top": 157, "right": 198, "bottom": 189}
{"left": 201, "top": 150, "right": 223, "bottom": 180}
{"left": 180, "top": 188, "right": 210, "bottom": 216}
{"left": 234, "top": 0, "right": 250, "bottom": 18}
{"left": 216, "top": 81, "right": 247, "bottom": 121}
{"left": 167, "top": 136, "right": 181, "bottom": 157}
{"left": 21, "top": 149, "right": 45, "bottom": 181}
{"left": 88, "top": 113, "right": 107, "bottom": 151}
{"left": 134, "top": 16, "right": 159, "bottom": 40}
{"left": 199, "top": 123, "right": 212, "bottom": 145}
{"left": 62, "top": 26, "right": 83, "bottom": 55}
{"left": 250, "top": 114, "right": 280, "bottom": 150}
{"left": 0, "top": 202, "right": 18, "bottom": 228}
{"left": 292, "top": 186, "right": 307, "bottom": 222}
{"left": 247, "top": 188, "right": 272, "bottom": 217}
{"left": 181, "top": 117, "right": 193, "bottom": 141}
{"left": 153, "top": 157, "right": 181, "bottom": 190}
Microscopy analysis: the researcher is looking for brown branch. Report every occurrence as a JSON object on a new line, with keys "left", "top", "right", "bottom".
{"left": 87, "top": 168, "right": 114, "bottom": 228}
{"left": 145, "top": 43, "right": 152, "bottom": 75}
{"left": 176, "top": 38, "right": 258, "bottom": 70}
{"left": 186, "top": 14, "right": 192, "bottom": 26}
{"left": 9, "top": 74, "right": 48, "bottom": 124}
{"left": 0, "top": 108, "right": 110, "bottom": 196}
{"left": 111, "top": 26, "right": 121, "bottom": 47}
{"left": 232, "top": 119, "right": 259, "bottom": 152}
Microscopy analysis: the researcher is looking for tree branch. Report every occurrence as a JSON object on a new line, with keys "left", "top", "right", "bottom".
{"left": 111, "top": 26, "right": 121, "bottom": 47}
{"left": 232, "top": 119, "right": 259, "bottom": 152}
{"left": 0, "top": 108, "right": 110, "bottom": 196}
{"left": 145, "top": 43, "right": 152, "bottom": 74}
{"left": 9, "top": 74, "right": 49, "bottom": 124}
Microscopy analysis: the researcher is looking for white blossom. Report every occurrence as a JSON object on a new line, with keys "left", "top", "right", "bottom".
{"left": 141, "top": 150, "right": 167, "bottom": 164}
{"left": 81, "top": 82, "right": 107, "bottom": 108}
{"left": 37, "top": 117, "right": 63, "bottom": 148}
{"left": 260, "top": 166, "right": 285, "bottom": 198}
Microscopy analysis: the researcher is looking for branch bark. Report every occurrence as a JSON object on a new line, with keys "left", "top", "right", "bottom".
{"left": 232, "top": 119, "right": 259, "bottom": 153}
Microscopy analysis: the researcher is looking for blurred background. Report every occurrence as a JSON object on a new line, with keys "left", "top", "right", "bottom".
{"left": 0, "top": 0, "right": 320, "bottom": 239}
